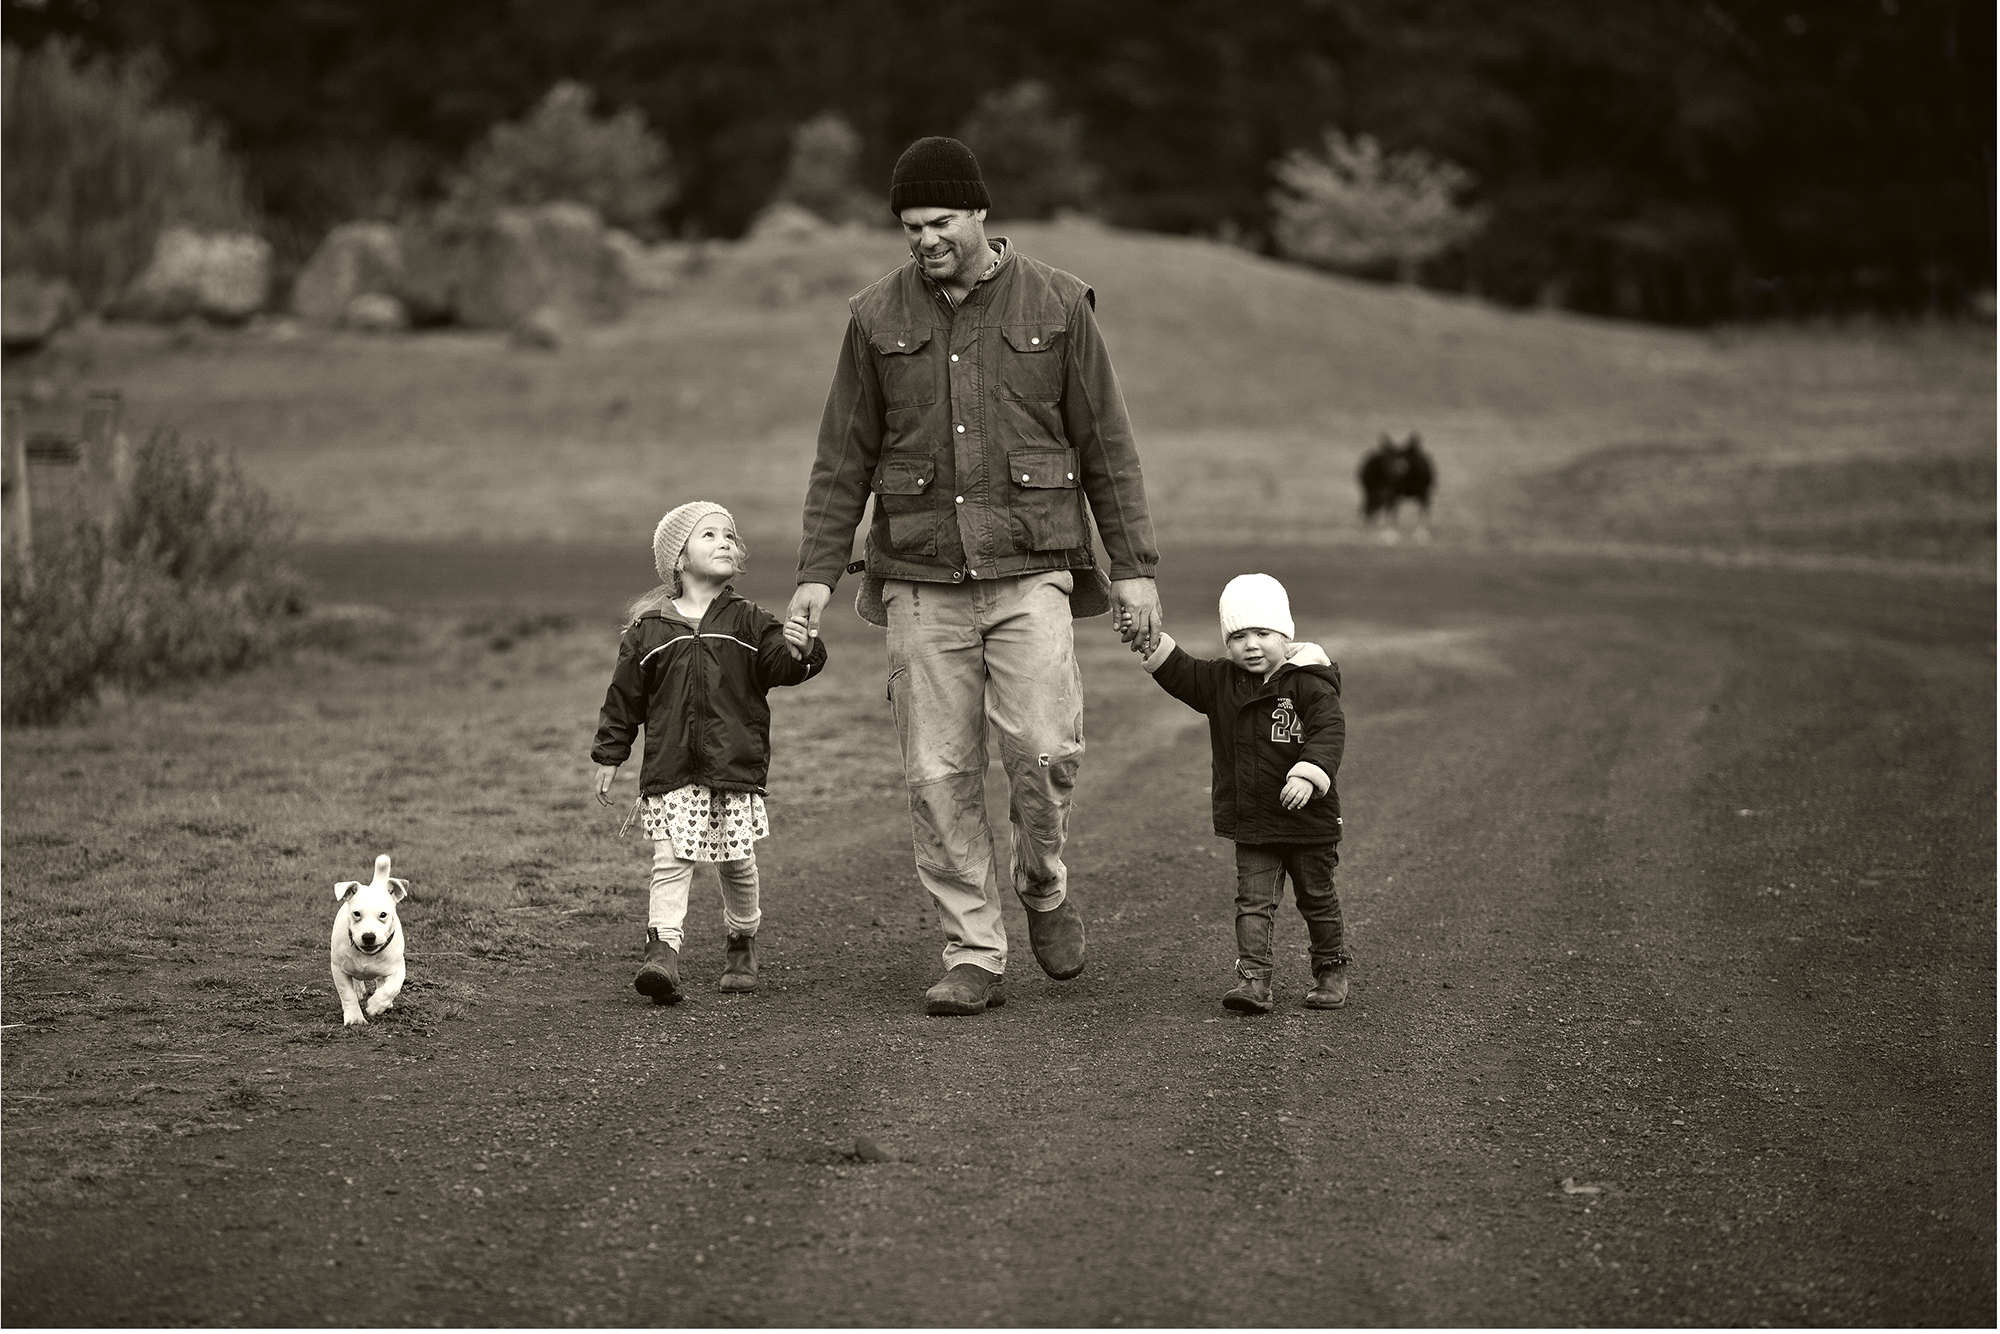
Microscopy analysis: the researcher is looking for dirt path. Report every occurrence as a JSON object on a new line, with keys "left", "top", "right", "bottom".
{"left": 4, "top": 546, "right": 1993, "bottom": 1326}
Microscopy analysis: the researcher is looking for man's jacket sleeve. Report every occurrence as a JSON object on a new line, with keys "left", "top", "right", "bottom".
{"left": 796, "top": 315, "right": 886, "bottom": 589}
{"left": 1060, "top": 291, "right": 1158, "bottom": 583}
{"left": 591, "top": 625, "right": 645, "bottom": 766}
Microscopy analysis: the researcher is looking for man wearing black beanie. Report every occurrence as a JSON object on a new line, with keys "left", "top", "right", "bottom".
{"left": 789, "top": 135, "right": 1163, "bottom": 1017}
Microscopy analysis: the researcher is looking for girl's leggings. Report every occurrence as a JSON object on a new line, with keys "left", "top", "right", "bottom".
{"left": 648, "top": 842, "right": 760, "bottom": 950}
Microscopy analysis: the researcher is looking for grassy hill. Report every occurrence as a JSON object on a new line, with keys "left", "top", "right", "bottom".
{"left": 17, "top": 218, "right": 1992, "bottom": 571}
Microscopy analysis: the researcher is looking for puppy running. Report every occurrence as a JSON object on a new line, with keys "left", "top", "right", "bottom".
{"left": 331, "top": 853, "right": 408, "bottom": 1027}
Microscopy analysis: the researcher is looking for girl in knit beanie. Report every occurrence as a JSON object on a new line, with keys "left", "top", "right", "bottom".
{"left": 590, "top": 501, "right": 827, "bottom": 1002}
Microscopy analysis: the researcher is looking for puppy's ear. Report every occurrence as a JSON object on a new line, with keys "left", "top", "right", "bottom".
{"left": 334, "top": 881, "right": 360, "bottom": 903}
{"left": 388, "top": 878, "right": 409, "bottom": 902}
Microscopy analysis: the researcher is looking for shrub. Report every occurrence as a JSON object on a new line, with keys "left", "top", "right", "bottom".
{"left": 770, "top": 111, "right": 881, "bottom": 226}
{"left": 442, "top": 81, "right": 675, "bottom": 235}
{"left": 1, "top": 39, "right": 257, "bottom": 310}
{"left": 2, "top": 430, "right": 300, "bottom": 725}
{"left": 1269, "top": 127, "right": 1489, "bottom": 281}
{"left": 957, "top": 80, "right": 1101, "bottom": 221}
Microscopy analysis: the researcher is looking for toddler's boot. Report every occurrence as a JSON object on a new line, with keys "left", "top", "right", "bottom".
{"left": 634, "top": 927, "right": 682, "bottom": 1005}
{"left": 1222, "top": 964, "right": 1274, "bottom": 1014}
{"left": 719, "top": 932, "right": 759, "bottom": 992}
{"left": 1304, "top": 961, "right": 1349, "bottom": 1010}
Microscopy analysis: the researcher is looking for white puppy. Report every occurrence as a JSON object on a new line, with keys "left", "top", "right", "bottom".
{"left": 331, "top": 854, "right": 408, "bottom": 1027}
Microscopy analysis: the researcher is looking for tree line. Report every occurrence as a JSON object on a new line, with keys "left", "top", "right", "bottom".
{"left": 5, "top": 0, "right": 1991, "bottom": 322}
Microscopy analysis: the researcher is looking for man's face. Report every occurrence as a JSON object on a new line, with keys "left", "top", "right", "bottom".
{"left": 899, "top": 206, "right": 990, "bottom": 286}
{"left": 1225, "top": 627, "right": 1291, "bottom": 676}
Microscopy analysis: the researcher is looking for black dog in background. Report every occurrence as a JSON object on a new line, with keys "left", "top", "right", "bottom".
{"left": 1358, "top": 432, "right": 1434, "bottom": 539}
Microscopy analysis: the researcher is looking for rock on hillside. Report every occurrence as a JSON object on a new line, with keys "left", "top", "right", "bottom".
{"left": 399, "top": 202, "right": 634, "bottom": 330}
{"left": 291, "top": 223, "right": 403, "bottom": 326}
{"left": 2, "top": 273, "right": 79, "bottom": 352}
{"left": 113, "top": 227, "right": 272, "bottom": 324}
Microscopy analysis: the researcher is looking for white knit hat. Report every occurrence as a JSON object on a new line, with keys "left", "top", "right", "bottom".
{"left": 652, "top": 501, "right": 740, "bottom": 596}
{"left": 1219, "top": 573, "right": 1293, "bottom": 638}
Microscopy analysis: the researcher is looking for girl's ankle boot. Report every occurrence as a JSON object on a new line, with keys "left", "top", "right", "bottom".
{"left": 635, "top": 928, "right": 682, "bottom": 1005}
{"left": 720, "top": 933, "right": 759, "bottom": 992}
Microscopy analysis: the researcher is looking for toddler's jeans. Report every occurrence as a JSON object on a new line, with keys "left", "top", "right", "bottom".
{"left": 648, "top": 841, "right": 760, "bottom": 950}
{"left": 1233, "top": 841, "right": 1349, "bottom": 978}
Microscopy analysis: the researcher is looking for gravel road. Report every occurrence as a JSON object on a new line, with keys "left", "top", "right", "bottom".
{"left": 4, "top": 544, "right": 1992, "bottom": 1326}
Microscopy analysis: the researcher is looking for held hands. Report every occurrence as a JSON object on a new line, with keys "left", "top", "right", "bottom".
{"left": 1279, "top": 776, "right": 1315, "bottom": 811}
{"left": 1110, "top": 577, "right": 1163, "bottom": 657}
{"left": 594, "top": 763, "right": 621, "bottom": 806}
{"left": 784, "top": 583, "right": 832, "bottom": 660}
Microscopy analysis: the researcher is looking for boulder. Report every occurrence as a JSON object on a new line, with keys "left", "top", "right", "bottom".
{"left": 116, "top": 227, "right": 271, "bottom": 323}
{"left": 509, "top": 305, "right": 566, "bottom": 350}
{"left": 405, "top": 202, "right": 634, "bottom": 330}
{"left": 291, "top": 222, "right": 403, "bottom": 326}
{"left": 2, "top": 273, "right": 80, "bottom": 352}
{"left": 343, "top": 292, "right": 409, "bottom": 332}
{"left": 745, "top": 200, "right": 831, "bottom": 242}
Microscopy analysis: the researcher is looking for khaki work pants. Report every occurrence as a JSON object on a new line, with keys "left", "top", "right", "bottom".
{"left": 884, "top": 570, "right": 1083, "bottom": 975}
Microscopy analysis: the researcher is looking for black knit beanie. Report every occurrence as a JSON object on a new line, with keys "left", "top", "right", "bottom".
{"left": 889, "top": 137, "right": 991, "bottom": 215}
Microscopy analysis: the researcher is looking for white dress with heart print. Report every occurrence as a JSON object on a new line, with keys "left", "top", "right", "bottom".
{"left": 639, "top": 784, "right": 768, "bottom": 862}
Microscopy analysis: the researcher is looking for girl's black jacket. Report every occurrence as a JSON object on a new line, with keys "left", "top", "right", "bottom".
{"left": 591, "top": 588, "right": 827, "bottom": 796}
{"left": 1145, "top": 637, "right": 1344, "bottom": 845}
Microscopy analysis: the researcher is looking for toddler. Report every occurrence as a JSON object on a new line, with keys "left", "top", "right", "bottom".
{"left": 592, "top": 501, "right": 825, "bottom": 1003}
{"left": 1133, "top": 573, "right": 1350, "bottom": 1012}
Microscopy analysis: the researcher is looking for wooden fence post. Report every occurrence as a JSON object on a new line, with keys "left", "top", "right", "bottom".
{"left": 80, "top": 391, "right": 128, "bottom": 530}
{"left": 2, "top": 399, "right": 30, "bottom": 590}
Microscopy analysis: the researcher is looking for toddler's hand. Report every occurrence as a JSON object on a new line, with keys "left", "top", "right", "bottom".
{"left": 782, "top": 614, "right": 813, "bottom": 659}
{"left": 594, "top": 763, "right": 621, "bottom": 806}
{"left": 1279, "top": 775, "right": 1314, "bottom": 811}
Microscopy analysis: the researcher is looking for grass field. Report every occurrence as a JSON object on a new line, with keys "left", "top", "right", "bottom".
{"left": 14, "top": 218, "right": 1993, "bottom": 565}
{"left": 2, "top": 220, "right": 1992, "bottom": 1219}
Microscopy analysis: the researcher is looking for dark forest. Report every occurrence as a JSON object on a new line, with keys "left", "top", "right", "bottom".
{"left": 5, "top": 0, "right": 1992, "bottom": 322}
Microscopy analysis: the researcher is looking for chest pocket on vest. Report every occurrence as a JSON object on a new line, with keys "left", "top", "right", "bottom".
{"left": 872, "top": 453, "right": 940, "bottom": 556}
{"left": 870, "top": 328, "right": 938, "bottom": 408}
{"left": 995, "top": 325, "right": 1065, "bottom": 402}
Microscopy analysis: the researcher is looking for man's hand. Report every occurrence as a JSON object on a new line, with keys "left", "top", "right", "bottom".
{"left": 594, "top": 763, "right": 621, "bottom": 806}
{"left": 1110, "top": 577, "right": 1163, "bottom": 656}
{"left": 784, "top": 583, "right": 832, "bottom": 660}
{"left": 1279, "top": 775, "right": 1314, "bottom": 811}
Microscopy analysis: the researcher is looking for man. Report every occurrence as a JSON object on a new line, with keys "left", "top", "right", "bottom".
{"left": 787, "top": 136, "right": 1163, "bottom": 1016}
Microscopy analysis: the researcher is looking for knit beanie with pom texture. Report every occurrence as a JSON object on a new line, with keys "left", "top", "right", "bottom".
{"left": 652, "top": 501, "right": 740, "bottom": 597}
{"left": 1218, "top": 573, "right": 1294, "bottom": 639}
{"left": 889, "top": 136, "right": 991, "bottom": 215}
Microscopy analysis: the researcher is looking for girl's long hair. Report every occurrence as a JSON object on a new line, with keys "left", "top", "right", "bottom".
{"left": 625, "top": 583, "right": 675, "bottom": 623}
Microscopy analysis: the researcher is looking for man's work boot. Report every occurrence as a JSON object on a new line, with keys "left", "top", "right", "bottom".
{"left": 924, "top": 963, "right": 1005, "bottom": 1016}
{"left": 1222, "top": 967, "right": 1274, "bottom": 1014}
{"left": 634, "top": 927, "right": 682, "bottom": 1005}
{"left": 719, "top": 932, "right": 759, "bottom": 993}
{"left": 1022, "top": 897, "right": 1086, "bottom": 980}
{"left": 1304, "top": 962, "right": 1349, "bottom": 1010}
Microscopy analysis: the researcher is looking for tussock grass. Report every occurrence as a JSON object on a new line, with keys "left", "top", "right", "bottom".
{"left": 1, "top": 429, "right": 302, "bottom": 724}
